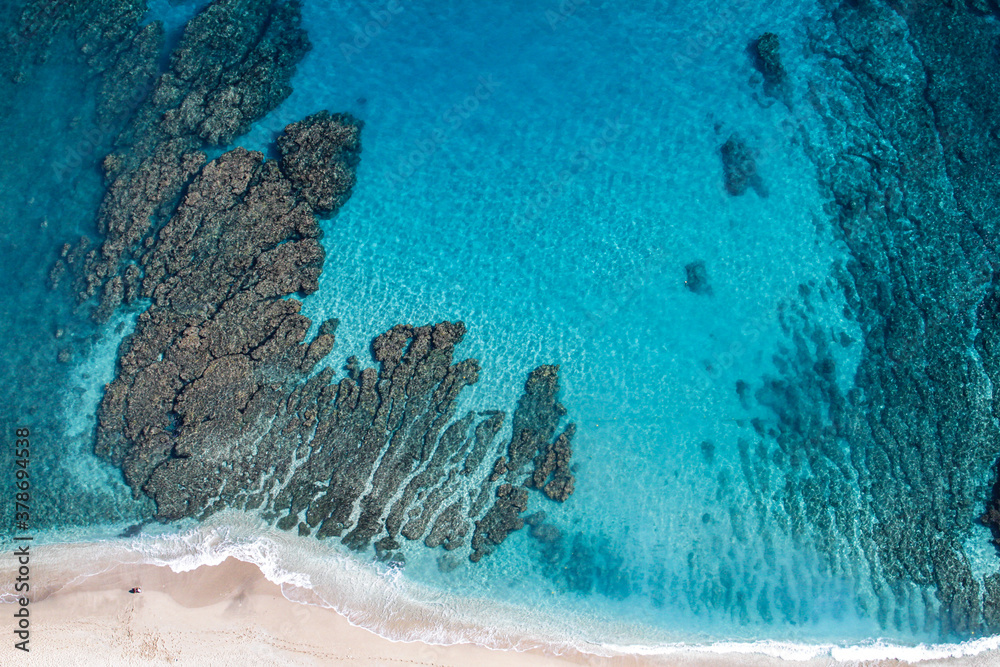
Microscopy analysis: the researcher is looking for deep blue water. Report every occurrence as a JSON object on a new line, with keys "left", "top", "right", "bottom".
{"left": 2, "top": 0, "right": 1000, "bottom": 657}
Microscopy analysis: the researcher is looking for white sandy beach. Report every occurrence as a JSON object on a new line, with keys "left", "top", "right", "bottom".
{"left": 1, "top": 547, "right": 998, "bottom": 667}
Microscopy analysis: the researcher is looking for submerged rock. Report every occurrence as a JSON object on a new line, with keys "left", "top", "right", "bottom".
{"left": 470, "top": 484, "right": 529, "bottom": 562}
{"left": 750, "top": 32, "right": 788, "bottom": 101}
{"left": 981, "top": 457, "right": 1000, "bottom": 550}
{"left": 506, "top": 365, "right": 569, "bottom": 474}
{"left": 684, "top": 260, "right": 712, "bottom": 296}
{"left": 531, "top": 423, "right": 576, "bottom": 501}
{"left": 59, "top": 0, "right": 313, "bottom": 320}
{"left": 529, "top": 522, "right": 562, "bottom": 544}
{"left": 93, "top": 110, "right": 577, "bottom": 562}
{"left": 739, "top": 0, "right": 1000, "bottom": 638}
{"left": 720, "top": 135, "right": 766, "bottom": 197}
{"left": 31, "top": 0, "right": 581, "bottom": 568}
{"left": 4, "top": 0, "right": 154, "bottom": 91}
{"left": 277, "top": 111, "right": 362, "bottom": 216}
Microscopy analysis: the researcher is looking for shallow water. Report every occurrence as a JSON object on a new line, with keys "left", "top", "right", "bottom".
{"left": 2, "top": 0, "right": 999, "bottom": 656}
{"left": 246, "top": 0, "right": 871, "bottom": 645}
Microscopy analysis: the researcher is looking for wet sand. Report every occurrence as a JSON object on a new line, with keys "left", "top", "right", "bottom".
{"left": 1, "top": 546, "right": 998, "bottom": 666}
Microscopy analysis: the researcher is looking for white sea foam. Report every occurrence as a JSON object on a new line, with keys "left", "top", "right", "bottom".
{"left": 14, "top": 511, "right": 987, "bottom": 665}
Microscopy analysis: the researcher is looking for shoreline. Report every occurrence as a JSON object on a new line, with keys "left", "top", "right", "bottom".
{"left": 0, "top": 552, "right": 661, "bottom": 666}
{"left": 0, "top": 542, "right": 998, "bottom": 666}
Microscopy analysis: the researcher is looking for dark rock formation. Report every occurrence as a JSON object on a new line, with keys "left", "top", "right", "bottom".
{"left": 470, "top": 484, "right": 529, "bottom": 562}
{"left": 96, "top": 19, "right": 163, "bottom": 126}
{"left": 720, "top": 135, "right": 766, "bottom": 197}
{"left": 3, "top": 0, "right": 156, "bottom": 90}
{"left": 684, "top": 260, "right": 712, "bottom": 296}
{"left": 981, "top": 457, "right": 1000, "bottom": 550}
{"left": 62, "top": 0, "right": 312, "bottom": 321}
{"left": 750, "top": 32, "right": 788, "bottom": 100}
{"left": 735, "top": 0, "right": 1000, "bottom": 638}
{"left": 277, "top": 111, "right": 362, "bottom": 216}
{"left": 506, "top": 365, "right": 568, "bottom": 474}
{"left": 531, "top": 424, "right": 575, "bottom": 501}
{"left": 57, "top": 0, "right": 579, "bottom": 566}
{"left": 984, "top": 573, "right": 1000, "bottom": 634}
{"left": 90, "top": 107, "right": 577, "bottom": 561}
{"left": 699, "top": 440, "right": 715, "bottom": 463}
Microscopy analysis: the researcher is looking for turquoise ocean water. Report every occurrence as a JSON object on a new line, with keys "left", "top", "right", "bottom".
{"left": 2, "top": 0, "right": 1000, "bottom": 660}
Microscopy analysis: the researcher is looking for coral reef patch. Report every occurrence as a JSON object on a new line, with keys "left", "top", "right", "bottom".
{"left": 40, "top": 0, "right": 578, "bottom": 562}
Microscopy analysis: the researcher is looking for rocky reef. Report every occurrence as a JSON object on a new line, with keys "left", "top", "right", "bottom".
{"left": 684, "top": 260, "right": 712, "bottom": 296}
{"left": 720, "top": 135, "right": 766, "bottom": 197}
{"left": 981, "top": 456, "right": 1000, "bottom": 550}
{"left": 750, "top": 32, "right": 788, "bottom": 102}
{"left": 99, "top": 167, "right": 577, "bottom": 553}
{"left": 42, "top": 0, "right": 577, "bottom": 564}
{"left": 3, "top": 0, "right": 157, "bottom": 93}
{"left": 733, "top": 0, "right": 1000, "bottom": 638}
{"left": 44, "top": 0, "right": 311, "bottom": 322}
